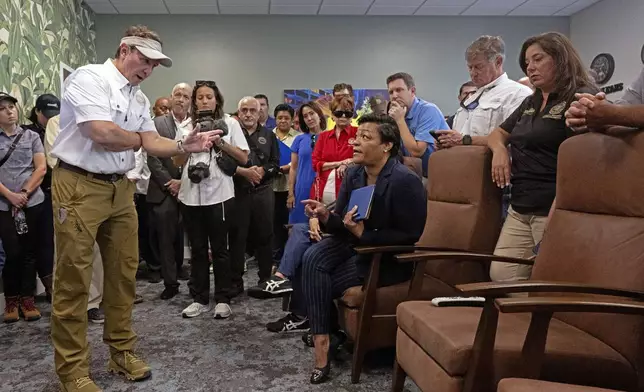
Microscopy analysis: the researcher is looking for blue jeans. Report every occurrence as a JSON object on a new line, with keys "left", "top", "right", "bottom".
{"left": 277, "top": 223, "right": 313, "bottom": 279}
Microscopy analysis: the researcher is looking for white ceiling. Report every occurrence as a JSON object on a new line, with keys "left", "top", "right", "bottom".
{"left": 84, "top": 0, "right": 603, "bottom": 16}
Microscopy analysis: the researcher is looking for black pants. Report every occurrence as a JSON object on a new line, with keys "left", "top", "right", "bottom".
{"left": 230, "top": 185, "right": 274, "bottom": 288}
{"left": 182, "top": 199, "right": 234, "bottom": 305}
{"left": 134, "top": 193, "right": 157, "bottom": 271}
{"left": 0, "top": 203, "right": 44, "bottom": 297}
{"left": 298, "top": 236, "right": 360, "bottom": 335}
{"left": 272, "top": 191, "right": 289, "bottom": 264}
{"left": 36, "top": 191, "right": 54, "bottom": 279}
{"left": 149, "top": 196, "right": 184, "bottom": 289}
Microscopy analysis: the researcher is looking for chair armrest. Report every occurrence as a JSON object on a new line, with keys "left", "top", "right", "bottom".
{"left": 354, "top": 245, "right": 457, "bottom": 255}
{"left": 495, "top": 296, "right": 644, "bottom": 316}
{"left": 395, "top": 250, "right": 533, "bottom": 265}
{"left": 458, "top": 280, "right": 644, "bottom": 300}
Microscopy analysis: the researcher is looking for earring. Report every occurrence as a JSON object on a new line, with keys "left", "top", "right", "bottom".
{"left": 383, "top": 149, "right": 389, "bottom": 152}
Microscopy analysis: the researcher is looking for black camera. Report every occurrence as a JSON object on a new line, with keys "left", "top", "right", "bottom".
{"left": 187, "top": 161, "right": 210, "bottom": 184}
{"left": 195, "top": 110, "right": 228, "bottom": 136}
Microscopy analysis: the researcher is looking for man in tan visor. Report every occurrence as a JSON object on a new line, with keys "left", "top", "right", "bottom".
{"left": 50, "top": 25, "right": 220, "bottom": 392}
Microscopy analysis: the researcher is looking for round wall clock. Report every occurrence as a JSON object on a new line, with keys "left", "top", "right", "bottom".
{"left": 590, "top": 53, "right": 615, "bottom": 85}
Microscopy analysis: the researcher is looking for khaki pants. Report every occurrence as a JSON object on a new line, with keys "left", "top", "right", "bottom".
{"left": 87, "top": 242, "right": 103, "bottom": 310}
{"left": 50, "top": 167, "right": 139, "bottom": 382}
{"left": 490, "top": 206, "right": 547, "bottom": 283}
{"left": 53, "top": 241, "right": 103, "bottom": 311}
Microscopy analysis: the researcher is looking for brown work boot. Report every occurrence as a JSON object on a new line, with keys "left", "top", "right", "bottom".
{"left": 60, "top": 376, "right": 102, "bottom": 392}
{"left": 41, "top": 274, "right": 53, "bottom": 302}
{"left": 20, "top": 296, "right": 41, "bottom": 321}
{"left": 3, "top": 296, "right": 19, "bottom": 323}
{"left": 108, "top": 351, "right": 151, "bottom": 381}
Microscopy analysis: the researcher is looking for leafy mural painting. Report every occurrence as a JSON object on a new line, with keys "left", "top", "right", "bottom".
{"left": 0, "top": 0, "right": 96, "bottom": 120}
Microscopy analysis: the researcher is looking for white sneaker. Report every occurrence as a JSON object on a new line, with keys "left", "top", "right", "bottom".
{"left": 182, "top": 302, "right": 210, "bottom": 318}
{"left": 214, "top": 303, "right": 232, "bottom": 319}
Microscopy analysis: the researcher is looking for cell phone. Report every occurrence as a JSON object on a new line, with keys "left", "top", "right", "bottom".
{"left": 429, "top": 130, "right": 441, "bottom": 141}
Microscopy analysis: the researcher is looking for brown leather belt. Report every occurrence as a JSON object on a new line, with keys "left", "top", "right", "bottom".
{"left": 59, "top": 161, "right": 124, "bottom": 183}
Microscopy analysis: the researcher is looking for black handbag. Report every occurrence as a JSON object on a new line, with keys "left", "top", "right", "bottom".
{"left": 214, "top": 147, "right": 238, "bottom": 177}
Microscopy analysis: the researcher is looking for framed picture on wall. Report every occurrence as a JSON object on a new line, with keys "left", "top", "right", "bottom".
{"left": 60, "top": 62, "right": 75, "bottom": 94}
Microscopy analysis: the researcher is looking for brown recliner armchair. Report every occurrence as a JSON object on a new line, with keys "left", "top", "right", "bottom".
{"left": 393, "top": 130, "right": 644, "bottom": 392}
{"left": 498, "top": 379, "right": 624, "bottom": 392}
{"left": 337, "top": 146, "right": 503, "bottom": 383}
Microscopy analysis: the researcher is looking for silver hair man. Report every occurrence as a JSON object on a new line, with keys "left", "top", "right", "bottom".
{"left": 466, "top": 35, "right": 506, "bottom": 63}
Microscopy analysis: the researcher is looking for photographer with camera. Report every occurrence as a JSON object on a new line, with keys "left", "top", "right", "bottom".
{"left": 230, "top": 97, "right": 280, "bottom": 293}
{"left": 177, "top": 81, "right": 249, "bottom": 320}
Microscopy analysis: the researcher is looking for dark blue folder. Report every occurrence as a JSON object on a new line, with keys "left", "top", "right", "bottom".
{"left": 278, "top": 140, "right": 292, "bottom": 166}
{"left": 347, "top": 185, "right": 375, "bottom": 221}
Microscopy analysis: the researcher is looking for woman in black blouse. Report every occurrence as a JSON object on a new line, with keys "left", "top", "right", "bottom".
{"left": 487, "top": 32, "right": 598, "bottom": 283}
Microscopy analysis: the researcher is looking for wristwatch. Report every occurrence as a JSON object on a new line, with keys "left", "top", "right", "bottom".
{"left": 462, "top": 135, "right": 472, "bottom": 145}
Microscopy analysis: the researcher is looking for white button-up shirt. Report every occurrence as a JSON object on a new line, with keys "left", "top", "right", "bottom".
{"left": 178, "top": 115, "right": 249, "bottom": 207}
{"left": 173, "top": 113, "right": 192, "bottom": 140}
{"left": 453, "top": 73, "right": 533, "bottom": 137}
{"left": 51, "top": 59, "right": 156, "bottom": 174}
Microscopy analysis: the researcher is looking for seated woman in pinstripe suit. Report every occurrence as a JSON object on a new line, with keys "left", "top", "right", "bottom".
{"left": 293, "top": 114, "right": 427, "bottom": 384}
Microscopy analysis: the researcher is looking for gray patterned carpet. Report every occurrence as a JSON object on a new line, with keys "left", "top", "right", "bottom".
{"left": 0, "top": 263, "right": 420, "bottom": 392}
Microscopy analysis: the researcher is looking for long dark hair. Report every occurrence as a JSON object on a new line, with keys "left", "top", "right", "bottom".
{"left": 191, "top": 80, "right": 224, "bottom": 124}
{"left": 297, "top": 101, "right": 326, "bottom": 134}
{"left": 519, "top": 32, "right": 597, "bottom": 102}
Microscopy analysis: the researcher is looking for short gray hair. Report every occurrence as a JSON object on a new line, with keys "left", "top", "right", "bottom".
{"left": 466, "top": 35, "right": 505, "bottom": 63}
{"left": 171, "top": 82, "right": 192, "bottom": 96}
{"left": 238, "top": 96, "right": 259, "bottom": 109}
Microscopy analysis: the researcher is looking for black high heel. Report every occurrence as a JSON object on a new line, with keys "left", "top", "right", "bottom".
{"left": 309, "top": 332, "right": 344, "bottom": 384}
{"left": 310, "top": 363, "right": 330, "bottom": 384}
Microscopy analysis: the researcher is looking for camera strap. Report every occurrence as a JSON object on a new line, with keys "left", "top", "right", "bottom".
{"left": 242, "top": 128, "right": 266, "bottom": 167}
{"left": 0, "top": 129, "right": 25, "bottom": 169}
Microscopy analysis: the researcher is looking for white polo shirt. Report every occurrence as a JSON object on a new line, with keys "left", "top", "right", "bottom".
{"left": 51, "top": 59, "right": 156, "bottom": 174}
{"left": 453, "top": 73, "right": 532, "bottom": 137}
{"left": 178, "top": 115, "right": 249, "bottom": 207}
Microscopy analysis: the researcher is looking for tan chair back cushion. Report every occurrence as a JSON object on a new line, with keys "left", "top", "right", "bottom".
{"left": 531, "top": 131, "right": 644, "bottom": 376}
{"left": 419, "top": 147, "right": 502, "bottom": 285}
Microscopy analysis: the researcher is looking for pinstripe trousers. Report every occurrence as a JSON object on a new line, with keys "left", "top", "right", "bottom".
{"left": 300, "top": 236, "right": 361, "bottom": 335}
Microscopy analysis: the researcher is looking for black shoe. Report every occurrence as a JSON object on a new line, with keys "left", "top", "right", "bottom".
{"left": 247, "top": 275, "right": 292, "bottom": 299}
{"left": 310, "top": 363, "right": 330, "bottom": 384}
{"left": 309, "top": 331, "right": 345, "bottom": 384}
{"left": 266, "top": 313, "right": 310, "bottom": 333}
{"left": 87, "top": 308, "right": 105, "bottom": 324}
{"left": 148, "top": 271, "right": 162, "bottom": 284}
{"left": 161, "top": 287, "right": 179, "bottom": 300}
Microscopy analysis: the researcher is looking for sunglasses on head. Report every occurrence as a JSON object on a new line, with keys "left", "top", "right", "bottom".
{"left": 195, "top": 80, "right": 217, "bottom": 88}
{"left": 332, "top": 110, "right": 353, "bottom": 118}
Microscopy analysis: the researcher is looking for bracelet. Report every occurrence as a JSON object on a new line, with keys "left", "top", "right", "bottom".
{"left": 176, "top": 139, "right": 185, "bottom": 153}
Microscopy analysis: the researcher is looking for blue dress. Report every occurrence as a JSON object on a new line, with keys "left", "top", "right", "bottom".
{"left": 289, "top": 133, "right": 316, "bottom": 224}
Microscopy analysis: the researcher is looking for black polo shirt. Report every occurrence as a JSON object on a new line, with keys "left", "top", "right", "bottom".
{"left": 234, "top": 125, "right": 280, "bottom": 190}
{"left": 500, "top": 87, "right": 596, "bottom": 216}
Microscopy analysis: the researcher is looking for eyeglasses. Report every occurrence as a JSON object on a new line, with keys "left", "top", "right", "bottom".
{"left": 332, "top": 110, "right": 354, "bottom": 118}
